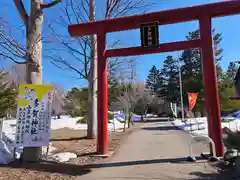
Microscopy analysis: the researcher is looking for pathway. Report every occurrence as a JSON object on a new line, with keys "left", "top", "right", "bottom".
{"left": 76, "top": 121, "right": 224, "bottom": 180}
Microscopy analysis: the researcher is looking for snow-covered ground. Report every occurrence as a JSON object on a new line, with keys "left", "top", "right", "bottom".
{"left": 0, "top": 114, "right": 128, "bottom": 164}
{"left": 172, "top": 117, "right": 240, "bottom": 137}
{"left": 5, "top": 113, "right": 239, "bottom": 164}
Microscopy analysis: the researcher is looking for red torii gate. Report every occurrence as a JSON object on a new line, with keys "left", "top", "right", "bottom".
{"left": 68, "top": 0, "right": 240, "bottom": 157}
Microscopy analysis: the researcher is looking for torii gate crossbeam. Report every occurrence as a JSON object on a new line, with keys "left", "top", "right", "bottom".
{"left": 68, "top": 0, "right": 240, "bottom": 157}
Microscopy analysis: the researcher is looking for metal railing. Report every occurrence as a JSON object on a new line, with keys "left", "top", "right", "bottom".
{"left": 188, "top": 135, "right": 216, "bottom": 160}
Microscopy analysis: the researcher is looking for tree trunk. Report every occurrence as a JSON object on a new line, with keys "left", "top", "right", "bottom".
{"left": 87, "top": 0, "right": 97, "bottom": 139}
{"left": 87, "top": 76, "right": 97, "bottom": 139}
{"left": 128, "top": 112, "right": 133, "bottom": 128}
{"left": 123, "top": 108, "right": 128, "bottom": 132}
{"left": 22, "top": 0, "right": 43, "bottom": 162}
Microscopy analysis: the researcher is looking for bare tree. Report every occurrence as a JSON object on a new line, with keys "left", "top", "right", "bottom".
{"left": 50, "top": 83, "right": 66, "bottom": 118}
{"left": 105, "top": 0, "right": 153, "bottom": 19}
{"left": 136, "top": 91, "right": 155, "bottom": 120}
{"left": 7, "top": 64, "right": 26, "bottom": 85}
{"left": 13, "top": 0, "right": 61, "bottom": 162}
{"left": 110, "top": 82, "right": 152, "bottom": 130}
{"left": 0, "top": 18, "right": 27, "bottom": 65}
{"left": 47, "top": 0, "right": 154, "bottom": 139}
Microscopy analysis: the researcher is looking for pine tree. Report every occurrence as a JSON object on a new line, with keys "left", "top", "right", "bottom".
{"left": 226, "top": 62, "right": 238, "bottom": 84}
{"left": 108, "top": 76, "right": 120, "bottom": 106}
{"left": 145, "top": 65, "right": 161, "bottom": 94}
{"left": 63, "top": 88, "right": 88, "bottom": 118}
{"left": 158, "top": 56, "right": 179, "bottom": 102}
{"left": 180, "top": 29, "right": 223, "bottom": 113}
{"left": 218, "top": 62, "right": 237, "bottom": 101}
{"left": 0, "top": 71, "right": 16, "bottom": 118}
{"left": 219, "top": 62, "right": 240, "bottom": 114}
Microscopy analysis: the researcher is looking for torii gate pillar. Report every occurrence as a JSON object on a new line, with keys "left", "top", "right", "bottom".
{"left": 68, "top": 0, "right": 240, "bottom": 157}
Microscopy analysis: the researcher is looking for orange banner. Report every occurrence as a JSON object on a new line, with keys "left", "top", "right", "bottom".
{"left": 188, "top": 92, "right": 198, "bottom": 111}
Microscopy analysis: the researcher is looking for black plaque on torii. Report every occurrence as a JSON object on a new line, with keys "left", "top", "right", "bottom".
{"left": 140, "top": 22, "right": 159, "bottom": 49}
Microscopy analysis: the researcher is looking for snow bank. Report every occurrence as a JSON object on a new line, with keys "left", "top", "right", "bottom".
{"left": 51, "top": 116, "right": 85, "bottom": 130}
{"left": 48, "top": 152, "right": 77, "bottom": 163}
{"left": 1, "top": 120, "right": 23, "bottom": 160}
{"left": 172, "top": 118, "right": 206, "bottom": 132}
{"left": 172, "top": 117, "right": 240, "bottom": 137}
{"left": 0, "top": 140, "right": 13, "bottom": 164}
{"left": 0, "top": 115, "right": 127, "bottom": 164}
{"left": 51, "top": 115, "right": 126, "bottom": 131}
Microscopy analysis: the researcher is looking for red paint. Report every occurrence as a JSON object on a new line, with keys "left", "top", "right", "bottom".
{"left": 68, "top": 0, "right": 240, "bottom": 36}
{"left": 97, "top": 32, "right": 108, "bottom": 154}
{"left": 68, "top": 0, "right": 240, "bottom": 156}
{"left": 105, "top": 40, "right": 201, "bottom": 58}
{"left": 199, "top": 17, "right": 224, "bottom": 157}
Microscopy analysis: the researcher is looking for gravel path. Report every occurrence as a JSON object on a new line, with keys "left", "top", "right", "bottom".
{"left": 76, "top": 121, "right": 223, "bottom": 180}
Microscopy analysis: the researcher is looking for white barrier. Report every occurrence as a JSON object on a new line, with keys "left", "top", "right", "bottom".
{"left": 189, "top": 135, "right": 216, "bottom": 158}
{"left": 187, "top": 135, "right": 219, "bottom": 162}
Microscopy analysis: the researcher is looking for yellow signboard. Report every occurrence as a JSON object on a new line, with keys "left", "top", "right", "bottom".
{"left": 15, "top": 84, "right": 55, "bottom": 147}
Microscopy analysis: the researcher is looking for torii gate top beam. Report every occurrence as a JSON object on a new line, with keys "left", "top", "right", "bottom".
{"left": 68, "top": 0, "right": 240, "bottom": 37}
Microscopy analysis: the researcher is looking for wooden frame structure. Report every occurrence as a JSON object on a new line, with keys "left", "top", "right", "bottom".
{"left": 68, "top": 0, "right": 240, "bottom": 157}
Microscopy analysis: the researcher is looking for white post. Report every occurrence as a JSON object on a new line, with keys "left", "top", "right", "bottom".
{"left": 174, "top": 103, "right": 177, "bottom": 118}
{"left": 0, "top": 118, "right": 3, "bottom": 140}
{"left": 170, "top": 102, "right": 178, "bottom": 119}
{"left": 113, "top": 114, "right": 116, "bottom": 132}
{"left": 178, "top": 58, "right": 184, "bottom": 121}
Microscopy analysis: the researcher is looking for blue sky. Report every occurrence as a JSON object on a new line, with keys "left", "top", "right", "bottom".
{"left": 1, "top": 0, "right": 240, "bottom": 90}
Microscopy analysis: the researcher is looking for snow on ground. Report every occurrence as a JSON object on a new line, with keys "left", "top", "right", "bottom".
{"left": 0, "top": 114, "right": 127, "bottom": 164}
{"left": 46, "top": 152, "right": 77, "bottom": 163}
{"left": 50, "top": 115, "right": 127, "bottom": 131}
{"left": 172, "top": 117, "right": 240, "bottom": 137}
{"left": 2, "top": 113, "right": 239, "bottom": 164}
{"left": 2, "top": 115, "right": 127, "bottom": 137}
{"left": 0, "top": 140, "right": 13, "bottom": 164}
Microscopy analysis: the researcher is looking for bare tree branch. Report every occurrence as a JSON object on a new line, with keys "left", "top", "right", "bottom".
{"left": 0, "top": 20, "right": 44, "bottom": 67}
{"left": 0, "top": 53, "right": 26, "bottom": 64}
{"left": 40, "top": 0, "right": 62, "bottom": 9}
{"left": 47, "top": 54, "right": 87, "bottom": 79}
{"left": 6, "top": 63, "right": 26, "bottom": 85}
{"left": 105, "top": 0, "right": 154, "bottom": 19}
{"left": 0, "top": 21, "right": 27, "bottom": 64}
{"left": 47, "top": 0, "right": 154, "bottom": 81}
{"left": 13, "top": 0, "right": 29, "bottom": 25}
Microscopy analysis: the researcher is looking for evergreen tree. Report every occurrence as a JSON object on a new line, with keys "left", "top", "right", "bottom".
{"left": 219, "top": 62, "right": 240, "bottom": 114}
{"left": 0, "top": 71, "right": 16, "bottom": 118}
{"left": 144, "top": 29, "right": 224, "bottom": 114}
{"left": 180, "top": 29, "right": 223, "bottom": 113}
{"left": 218, "top": 62, "right": 237, "bottom": 100}
{"left": 158, "top": 56, "right": 179, "bottom": 102}
{"left": 108, "top": 76, "right": 120, "bottom": 106}
{"left": 63, "top": 88, "right": 88, "bottom": 117}
{"left": 226, "top": 62, "right": 238, "bottom": 84}
{"left": 145, "top": 65, "right": 161, "bottom": 94}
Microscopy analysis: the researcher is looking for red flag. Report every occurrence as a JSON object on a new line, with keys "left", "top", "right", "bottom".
{"left": 188, "top": 92, "right": 198, "bottom": 111}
